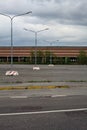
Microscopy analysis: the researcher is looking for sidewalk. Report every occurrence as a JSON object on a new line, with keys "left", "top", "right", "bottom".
{"left": 0, "top": 86, "right": 87, "bottom": 97}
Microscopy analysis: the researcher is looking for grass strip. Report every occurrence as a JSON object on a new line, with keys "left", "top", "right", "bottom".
{"left": 0, "top": 85, "right": 69, "bottom": 90}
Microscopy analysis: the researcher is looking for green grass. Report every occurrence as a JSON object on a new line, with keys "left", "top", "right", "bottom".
{"left": 66, "top": 80, "right": 87, "bottom": 82}
{"left": 28, "top": 80, "right": 52, "bottom": 83}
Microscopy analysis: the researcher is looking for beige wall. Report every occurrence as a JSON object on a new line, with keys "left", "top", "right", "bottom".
{"left": 0, "top": 46, "right": 87, "bottom": 57}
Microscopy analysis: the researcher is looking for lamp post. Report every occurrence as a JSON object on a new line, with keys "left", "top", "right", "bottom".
{"left": 44, "top": 40, "right": 59, "bottom": 66}
{"left": 24, "top": 28, "right": 49, "bottom": 70}
{"left": 0, "top": 11, "right": 32, "bottom": 75}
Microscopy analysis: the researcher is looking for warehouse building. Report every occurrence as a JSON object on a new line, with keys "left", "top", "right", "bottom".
{"left": 0, "top": 46, "right": 87, "bottom": 64}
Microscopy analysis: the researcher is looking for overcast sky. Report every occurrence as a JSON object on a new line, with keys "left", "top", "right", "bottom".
{"left": 0, "top": 0, "right": 87, "bottom": 46}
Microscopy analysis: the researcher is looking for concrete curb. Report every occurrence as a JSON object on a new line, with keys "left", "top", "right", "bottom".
{"left": 0, "top": 85, "right": 69, "bottom": 90}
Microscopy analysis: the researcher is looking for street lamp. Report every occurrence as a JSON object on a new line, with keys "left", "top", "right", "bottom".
{"left": 24, "top": 28, "right": 49, "bottom": 70}
{"left": 0, "top": 11, "right": 32, "bottom": 75}
{"left": 44, "top": 40, "right": 59, "bottom": 66}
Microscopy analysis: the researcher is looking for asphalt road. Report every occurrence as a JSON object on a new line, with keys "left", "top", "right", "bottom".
{"left": 0, "top": 64, "right": 87, "bottom": 87}
{"left": 0, "top": 64, "right": 87, "bottom": 129}
{"left": 0, "top": 95, "right": 87, "bottom": 130}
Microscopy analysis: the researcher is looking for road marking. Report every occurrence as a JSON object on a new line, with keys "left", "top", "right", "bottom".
{"left": 0, "top": 95, "right": 67, "bottom": 99}
{"left": 10, "top": 96, "right": 28, "bottom": 99}
{"left": 0, "top": 96, "right": 8, "bottom": 98}
{"left": 0, "top": 108, "right": 87, "bottom": 116}
{"left": 51, "top": 95, "right": 67, "bottom": 97}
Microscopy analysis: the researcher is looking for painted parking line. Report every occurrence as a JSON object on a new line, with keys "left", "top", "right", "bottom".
{"left": 10, "top": 96, "right": 28, "bottom": 99}
{"left": 51, "top": 95, "right": 67, "bottom": 97}
{"left": 0, "top": 95, "right": 67, "bottom": 99}
{"left": 0, "top": 108, "right": 87, "bottom": 116}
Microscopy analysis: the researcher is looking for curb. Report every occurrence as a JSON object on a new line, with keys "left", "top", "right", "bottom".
{"left": 0, "top": 85, "right": 69, "bottom": 90}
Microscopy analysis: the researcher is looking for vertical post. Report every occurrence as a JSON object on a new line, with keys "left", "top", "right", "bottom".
{"left": 24, "top": 28, "right": 49, "bottom": 70}
{"left": 10, "top": 18, "right": 13, "bottom": 68}
{"left": 45, "top": 40, "right": 59, "bottom": 66}
{"left": 35, "top": 32, "right": 37, "bottom": 66}
{"left": 50, "top": 42, "right": 52, "bottom": 64}
{"left": 0, "top": 11, "right": 32, "bottom": 75}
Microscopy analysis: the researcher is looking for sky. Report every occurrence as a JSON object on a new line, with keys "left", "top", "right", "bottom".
{"left": 0, "top": 0, "right": 87, "bottom": 46}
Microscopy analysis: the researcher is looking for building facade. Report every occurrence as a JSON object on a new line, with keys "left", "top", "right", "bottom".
{"left": 0, "top": 46, "right": 87, "bottom": 64}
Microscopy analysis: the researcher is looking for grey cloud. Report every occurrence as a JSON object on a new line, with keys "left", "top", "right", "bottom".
{"left": 30, "top": 0, "right": 87, "bottom": 26}
{"left": 0, "top": 0, "right": 87, "bottom": 46}
{"left": 0, "top": 0, "right": 32, "bottom": 15}
{"left": 0, "top": 0, "right": 87, "bottom": 26}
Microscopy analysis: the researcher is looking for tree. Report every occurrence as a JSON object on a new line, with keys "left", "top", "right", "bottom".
{"left": 37, "top": 50, "right": 44, "bottom": 64}
{"left": 30, "top": 51, "right": 35, "bottom": 64}
{"left": 44, "top": 51, "right": 51, "bottom": 64}
{"left": 78, "top": 50, "right": 87, "bottom": 64}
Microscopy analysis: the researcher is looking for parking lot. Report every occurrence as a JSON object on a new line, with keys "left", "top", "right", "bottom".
{"left": 0, "top": 65, "right": 87, "bottom": 85}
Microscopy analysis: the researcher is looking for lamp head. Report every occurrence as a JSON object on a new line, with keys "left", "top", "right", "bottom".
{"left": 24, "top": 28, "right": 28, "bottom": 31}
{"left": 26, "top": 11, "right": 32, "bottom": 14}
{"left": 45, "top": 28, "right": 49, "bottom": 30}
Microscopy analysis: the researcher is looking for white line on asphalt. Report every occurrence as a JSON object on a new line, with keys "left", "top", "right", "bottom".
{"left": 0, "top": 108, "right": 87, "bottom": 116}
{"left": 51, "top": 95, "right": 67, "bottom": 97}
{"left": 0, "top": 96, "right": 8, "bottom": 98}
{"left": 10, "top": 96, "right": 28, "bottom": 99}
